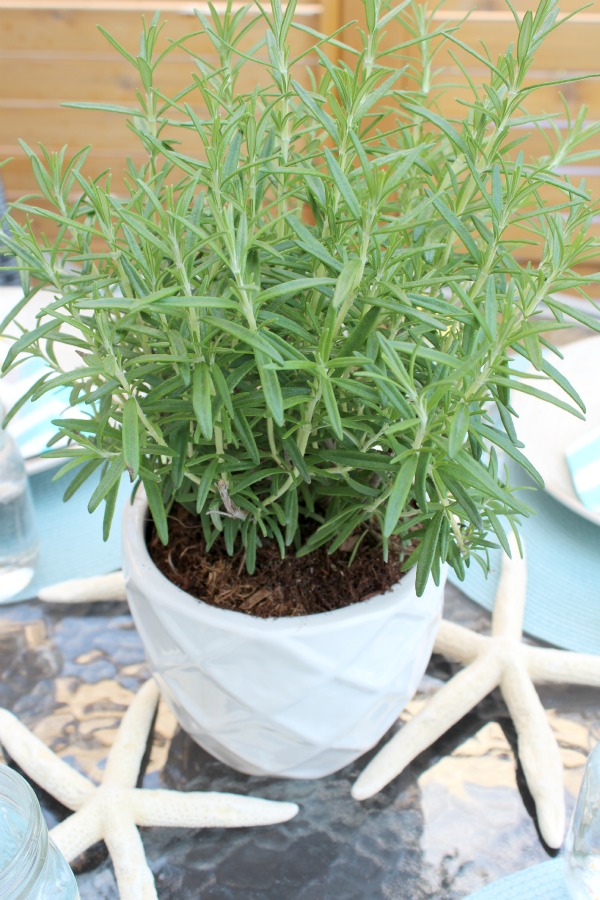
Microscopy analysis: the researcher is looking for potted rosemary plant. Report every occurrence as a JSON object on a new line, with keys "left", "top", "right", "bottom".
{"left": 2, "top": 0, "right": 599, "bottom": 777}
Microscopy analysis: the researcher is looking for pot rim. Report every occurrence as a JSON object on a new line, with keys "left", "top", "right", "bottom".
{"left": 122, "top": 487, "right": 442, "bottom": 635}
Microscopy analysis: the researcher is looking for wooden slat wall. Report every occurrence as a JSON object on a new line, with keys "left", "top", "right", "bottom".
{"left": 0, "top": 1, "right": 323, "bottom": 201}
{"left": 1, "top": 0, "right": 599, "bottom": 272}
{"left": 339, "top": 0, "right": 600, "bottom": 271}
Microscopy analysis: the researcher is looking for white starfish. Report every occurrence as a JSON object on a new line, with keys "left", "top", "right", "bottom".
{"left": 39, "top": 548, "right": 600, "bottom": 849}
{"left": 352, "top": 536, "right": 600, "bottom": 849}
{"left": 0, "top": 678, "right": 298, "bottom": 900}
{"left": 39, "top": 571, "right": 127, "bottom": 603}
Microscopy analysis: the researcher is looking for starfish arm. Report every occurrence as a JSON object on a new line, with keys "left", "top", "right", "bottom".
{"left": 500, "top": 658, "right": 565, "bottom": 849}
{"left": 524, "top": 645, "right": 600, "bottom": 687}
{"left": 131, "top": 789, "right": 299, "bottom": 828}
{"left": 39, "top": 571, "right": 127, "bottom": 603}
{"left": 103, "top": 679, "right": 160, "bottom": 786}
{"left": 103, "top": 806, "right": 158, "bottom": 900}
{"left": 50, "top": 805, "right": 104, "bottom": 861}
{"left": 434, "top": 619, "right": 487, "bottom": 664}
{"left": 491, "top": 535, "right": 527, "bottom": 640}
{"left": 352, "top": 650, "right": 502, "bottom": 801}
{"left": 0, "top": 709, "right": 94, "bottom": 809}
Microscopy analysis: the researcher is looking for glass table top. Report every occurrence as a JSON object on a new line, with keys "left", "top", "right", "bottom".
{"left": 0, "top": 583, "right": 597, "bottom": 899}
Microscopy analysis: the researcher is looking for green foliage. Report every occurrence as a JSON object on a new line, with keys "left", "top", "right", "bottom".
{"left": 2, "top": 0, "right": 600, "bottom": 593}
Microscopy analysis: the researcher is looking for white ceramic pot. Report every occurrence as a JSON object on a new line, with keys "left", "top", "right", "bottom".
{"left": 122, "top": 489, "right": 446, "bottom": 779}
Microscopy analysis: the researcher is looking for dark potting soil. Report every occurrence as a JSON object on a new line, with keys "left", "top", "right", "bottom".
{"left": 147, "top": 504, "right": 410, "bottom": 619}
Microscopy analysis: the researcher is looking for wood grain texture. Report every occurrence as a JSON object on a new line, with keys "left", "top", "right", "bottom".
{"left": 0, "top": 6, "right": 320, "bottom": 52}
{"left": 0, "top": 3, "right": 323, "bottom": 204}
{"left": 2, "top": 0, "right": 599, "bottom": 271}
{"left": 0, "top": 1, "right": 321, "bottom": 12}
{"left": 0, "top": 56, "right": 317, "bottom": 103}
{"left": 336, "top": 0, "right": 600, "bottom": 268}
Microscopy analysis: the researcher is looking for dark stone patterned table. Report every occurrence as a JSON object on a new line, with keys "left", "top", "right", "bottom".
{"left": 0, "top": 584, "right": 597, "bottom": 899}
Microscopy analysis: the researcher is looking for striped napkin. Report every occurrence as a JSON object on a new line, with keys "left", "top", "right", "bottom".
{"left": 0, "top": 352, "right": 72, "bottom": 463}
{"left": 566, "top": 427, "right": 600, "bottom": 515}
{"left": 0, "top": 285, "right": 127, "bottom": 600}
{"left": 0, "top": 284, "right": 80, "bottom": 463}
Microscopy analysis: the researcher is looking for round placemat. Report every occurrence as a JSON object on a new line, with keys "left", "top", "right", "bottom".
{"left": 448, "top": 458, "right": 600, "bottom": 656}
{"left": 5, "top": 466, "right": 129, "bottom": 604}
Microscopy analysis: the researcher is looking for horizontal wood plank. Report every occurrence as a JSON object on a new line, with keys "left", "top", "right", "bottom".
{"left": 0, "top": 55, "right": 317, "bottom": 102}
{"left": 422, "top": 0, "right": 597, "bottom": 11}
{"left": 0, "top": 0, "right": 321, "bottom": 8}
{"left": 0, "top": 6, "right": 320, "bottom": 54}
{"left": 0, "top": 3, "right": 323, "bottom": 206}
{"left": 377, "top": 12, "right": 600, "bottom": 72}
{"left": 3, "top": 0, "right": 600, "bottom": 270}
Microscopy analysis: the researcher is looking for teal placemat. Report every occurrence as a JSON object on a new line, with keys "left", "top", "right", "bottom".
{"left": 464, "top": 859, "right": 569, "bottom": 899}
{"left": 449, "top": 462, "right": 600, "bottom": 656}
{"left": 7, "top": 465, "right": 130, "bottom": 603}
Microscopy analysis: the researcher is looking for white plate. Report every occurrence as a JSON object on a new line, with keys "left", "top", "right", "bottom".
{"left": 512, "top": 334, "right": 600, "bottom": 526}
{"left": 24, "top": 454, "right": 63, "bottom": 476}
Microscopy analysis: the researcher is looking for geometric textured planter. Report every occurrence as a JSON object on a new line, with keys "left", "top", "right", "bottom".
{"left": 122, "top": 489, "right": 446, "bottom": 779}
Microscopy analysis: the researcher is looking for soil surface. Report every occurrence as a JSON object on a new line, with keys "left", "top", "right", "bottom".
{"left": 148, "top": 505, "right": 410, "bottom": 619}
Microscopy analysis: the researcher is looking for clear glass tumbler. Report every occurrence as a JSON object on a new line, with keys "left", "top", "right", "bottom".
{"left": 0, "top": 764, "right": 79, "bottom": 898}
{"left": 564, "top": 742, "right": 600, "bottom": 899}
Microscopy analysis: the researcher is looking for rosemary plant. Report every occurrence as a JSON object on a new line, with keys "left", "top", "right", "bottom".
{"left": 2, "top": 0, "right": 599, "bottom": 594}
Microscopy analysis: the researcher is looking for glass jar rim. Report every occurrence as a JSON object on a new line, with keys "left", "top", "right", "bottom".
{"left": 0, "top": 764, "right": 47, "bottom": 894}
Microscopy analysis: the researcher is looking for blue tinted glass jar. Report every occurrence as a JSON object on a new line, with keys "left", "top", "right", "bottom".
{"left": 0, "top": 764, "right": 79, "bottom": 898}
